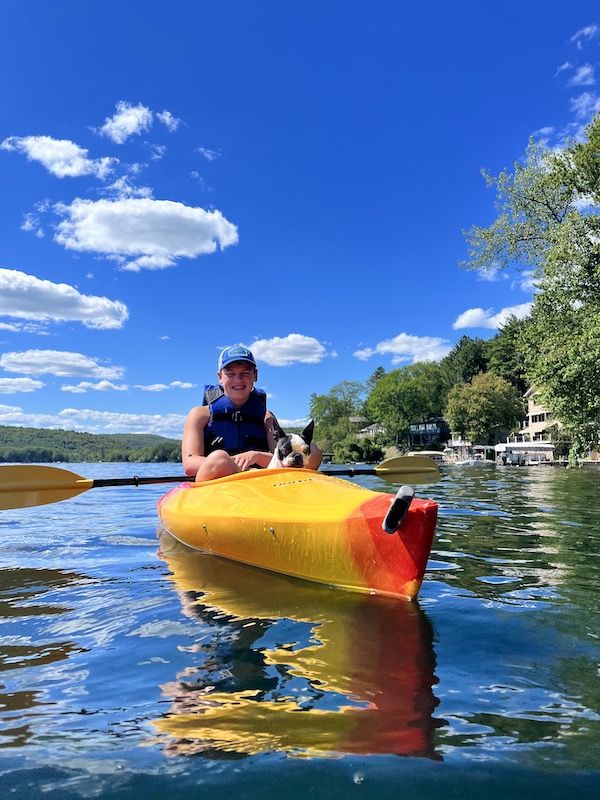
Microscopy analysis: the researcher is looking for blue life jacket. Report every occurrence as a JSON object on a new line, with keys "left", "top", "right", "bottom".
{"left": 203, "top": 385, "right": 268, "bottom": 456}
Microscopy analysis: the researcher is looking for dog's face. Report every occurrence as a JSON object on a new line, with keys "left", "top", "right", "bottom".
{"left": 272, "top": 420, "right": 314, "bottom": 468}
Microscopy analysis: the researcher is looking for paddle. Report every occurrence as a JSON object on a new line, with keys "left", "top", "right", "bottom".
{"left": 0, "top": 455, "right": 440, "bottom": 511}
{"left": 321, "top": 455, "right": 440, "bottom": 478}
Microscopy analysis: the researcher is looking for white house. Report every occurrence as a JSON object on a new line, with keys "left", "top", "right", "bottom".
{"left": 495, "top": 388, "right": 555, "bottom": 465}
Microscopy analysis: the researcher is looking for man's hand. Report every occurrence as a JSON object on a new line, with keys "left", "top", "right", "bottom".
{"left": 231, "top": 450, "right": 261, "bottom": 471}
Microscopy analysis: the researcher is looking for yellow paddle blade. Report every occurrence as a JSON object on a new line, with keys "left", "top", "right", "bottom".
{"left": 0, "top": 465, "right": 93, "bottom": 510}
{"left": 374, "top": 455, "right": 441, "bottom": 479}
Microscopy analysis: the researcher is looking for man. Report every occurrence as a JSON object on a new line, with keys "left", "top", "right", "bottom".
{"left": 182, "top": 344, "right": 322, "bottom": 481}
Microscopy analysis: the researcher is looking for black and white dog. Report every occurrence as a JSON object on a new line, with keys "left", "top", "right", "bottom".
{"left": 269, "top": 420, "right": 315, "bottom": 469}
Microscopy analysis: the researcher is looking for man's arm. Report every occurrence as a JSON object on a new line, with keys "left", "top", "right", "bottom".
{"left": 181, "top": 405, "right": 209, "bottom": 476}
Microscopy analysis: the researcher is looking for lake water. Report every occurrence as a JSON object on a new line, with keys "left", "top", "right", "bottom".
{"left": 0, "top": 462, "right": 598, "bottom": 799}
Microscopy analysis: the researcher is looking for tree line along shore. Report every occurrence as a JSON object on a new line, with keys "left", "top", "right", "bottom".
{"left": 0, "top": 426, "right": 182, "bottom": 464}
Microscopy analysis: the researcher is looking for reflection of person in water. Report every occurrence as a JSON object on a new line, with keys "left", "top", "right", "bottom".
{"left": 154, "top": 532, "right": 443, "bottom": 759}
{"left": 166, "top": 590, "right": 278, "bottom": 701}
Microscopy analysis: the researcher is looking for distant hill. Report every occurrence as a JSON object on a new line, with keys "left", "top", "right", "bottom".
{"left": 0, "top": 425, "right": 182, "bottom": 463}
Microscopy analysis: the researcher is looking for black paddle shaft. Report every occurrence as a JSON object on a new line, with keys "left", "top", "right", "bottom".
{"left": 91, "top": 475, "right": 190, "bottom": 488}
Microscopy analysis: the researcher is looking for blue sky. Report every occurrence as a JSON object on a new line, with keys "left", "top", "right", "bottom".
{"left": 0, "top": 2, "right": 599, "bottom": 440}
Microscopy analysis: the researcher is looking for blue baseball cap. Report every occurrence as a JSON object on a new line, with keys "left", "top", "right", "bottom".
{"left": 218, "top": 344, "right": 257, "bottom": 371}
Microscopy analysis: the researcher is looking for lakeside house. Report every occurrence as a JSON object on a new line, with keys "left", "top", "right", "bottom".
{"left": 408, "top": 418, "right": 450, "bottom": 449}
{"left": 443, "top": 432, "right": 494, "bottom": 464}
{"left": 356, "top": 422, "right": 385, "bottom": 440}
{"left": 494, "top": 388, "right": 555, "bottom": 465}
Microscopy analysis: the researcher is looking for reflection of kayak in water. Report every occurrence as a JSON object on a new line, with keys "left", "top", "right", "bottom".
{"left": 157, "top": 468, "right": 438, "bottom": 600}
{"left": 152, "top": 531, "right": 442, "bottom": 759}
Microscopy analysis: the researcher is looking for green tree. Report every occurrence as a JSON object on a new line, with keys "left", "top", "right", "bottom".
{"left": 461, "top": 114, "right": 600, "bottom": 461}
{"left": 461, "top": 137, "right": 577, "bottom": 279}
{"left": 309, "top": 381, "right": 366, "bottom": 453}
{"left": 440, "top": 335, "right": 489, "bottom": 387}
{"left": 486, "top": 314, "right": 530, "bottom": 395}
{"left": 570, "top": 113, "right": 600, "bottom": 199}
{"left": 365, "top": 362, "right": 446, "bottom": 447}
{"left": 445, "top": 372, "right": 525, "bottom": 445}
{"left": 520, "top": 286, "right": 600, "bottom": 464}
{"left": 366, "top": 366, "right": 386, "bottom": 393}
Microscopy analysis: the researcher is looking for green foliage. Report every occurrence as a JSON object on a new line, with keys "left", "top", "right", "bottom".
{"left": 461, "top": 112, "right": 600, "bottom": 461}
{"left": 366, "top": 366, "right": 386, "bottom": 393}
{"left": 570, "top": 114, "right": 600, "bottom": 200}
{"left": 445, "top": 372, "right": 525, "bottom": 445}
{"left": 462, "top": 137, "right": 577, "bottom": 278}
{"left": 486, "top": 315, "right": 530, "bottom": 395}
{"left": 309, "top": 381, "right": 366, "bottom": 453}
{"left": 545, "top": 423, "right": 571, "bottom": 460}
{"left": 0, "top": 426, "right": 181, "bottom": 463}
{"left": 440, "top": 335, "right": 489, "bottom": 386}
{"left": 365, "top": 362, "right": 447, "bottom": 446}
{"left": 332, "top": 436, "right": 385, "bottom": 465}
{"left": 521, "top": 291, "right": 600, "bottom": 464}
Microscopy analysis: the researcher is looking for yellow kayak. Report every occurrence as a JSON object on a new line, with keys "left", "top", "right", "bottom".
{"left": 157, "top": 468, "right": 438, "bottom": 600}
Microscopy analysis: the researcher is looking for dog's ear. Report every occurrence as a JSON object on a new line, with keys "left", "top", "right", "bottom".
{"left": 272, "top": 417, "right": 287, "bottom": 442}
{"left": 301, "top": 420, "right": 314, "bottom": 444}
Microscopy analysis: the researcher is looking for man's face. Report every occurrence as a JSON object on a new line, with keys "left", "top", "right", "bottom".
{"left": 218, "top": 361, "right": 257, "bottom": 406}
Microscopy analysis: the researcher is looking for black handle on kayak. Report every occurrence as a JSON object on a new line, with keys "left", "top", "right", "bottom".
{"left": 382, "top": 486, "right": 415, "bottom": 534}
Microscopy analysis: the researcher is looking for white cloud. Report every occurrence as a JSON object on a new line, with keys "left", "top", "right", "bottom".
{"left": 147, "top": 143, "right": 166, "bottom": 160}
{"left": 476, "top": 267, "right": 509, "bottom": 283}
{"left": 570, "top": 91, "right": 600, "bottom": 120}
{"left": 134, "top": 381, "right": 195, "bottom": 391}
{"left": 353, "top": 333, "right": 452, "bottom": 364}
{"left": 514, "top": 271, "right": 537, "bottom": 292}
{"left": 534, "top": 125, "right": 556, "bottom": 140}
{"left": 190, "top": 172, "right": 211, "bottom": 191}
{"left": 452, "top": 302, "right": 533, "bottom": 330}
{"left": 57, "top": 408, "right": 187, "bottom": 438}
{"left": 0, "top": 350, "right": 125, "bottom": 380}
{"left": 198, "top": 147, "right": 220, "bottom": 161}
{"left": 571, "top": 24, "right": 599, "bottom": 50}
{"left": 0, "top": 268, "right": 129, "bottom": 330}
{"left": 97, "top": 101, "right": 153, "bottom": 144}
{"left": 278, "top": 418, "right": 313, "bottom": 429}
{"left": 0, "top": 321, "right": 50, "bottom": 334}
{"left": 0, "top": 377, "right": 44, "bottom": 394}
{"left": 0, "top": 403, "right": 43, "bottom": 426}
{"left": 21, "top": 213, "right": 44, "bottom": 237}
{"left": 555, "top": 61, "right": 572, "bottom": 76}
{"left": 53, "top": 197, "right": 238, "bottom": 271}
{"left": 569, "top": 64, "right": 595, "bottom": 86}
{"left": 61, "top": 380, "right": 129, "bottom": 393}
{"left": 157, "top": 110, "right": 182, "bottom": 132}
{"left": 101, "top": 176, "right": 154, "bottom": 199}
{"left": 134, "top": 384, "right": 171, "bottom": 392}
{"left": 250, "top": 334, "right": 328, "bottom": 366}
{"left": 0, "top": 135, "right": 114, "bottom": 179}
